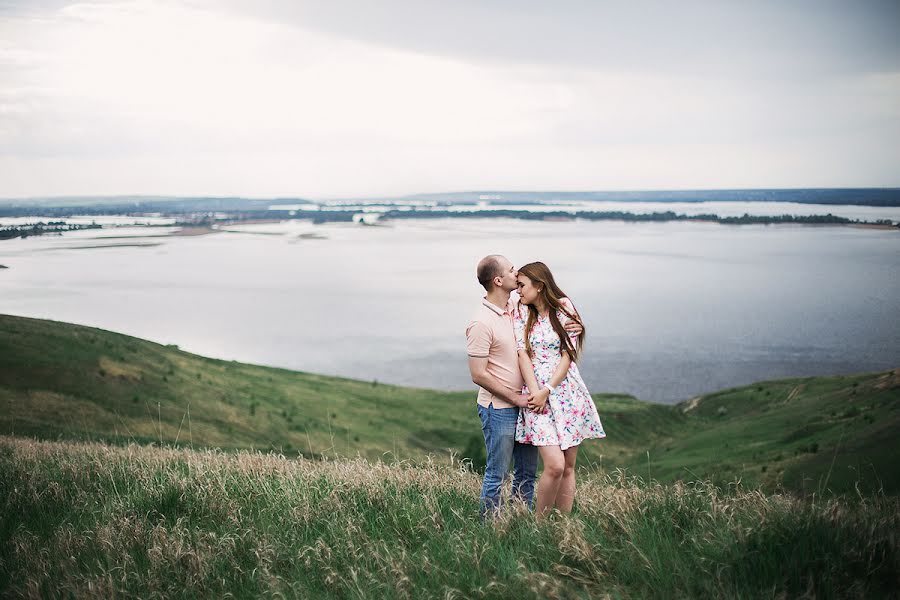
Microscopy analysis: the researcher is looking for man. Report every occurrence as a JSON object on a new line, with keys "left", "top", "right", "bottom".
{"left": 466, "top": 254, "right": 580, "bottom": 518}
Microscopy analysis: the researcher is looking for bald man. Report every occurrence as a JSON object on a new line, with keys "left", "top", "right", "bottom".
{"left": 466, "top": 254, "right": 581, "bottom": 518}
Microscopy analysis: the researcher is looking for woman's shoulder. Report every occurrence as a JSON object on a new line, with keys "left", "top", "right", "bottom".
{"left": 558, "top": 296, "right": 576, "bottom": 311}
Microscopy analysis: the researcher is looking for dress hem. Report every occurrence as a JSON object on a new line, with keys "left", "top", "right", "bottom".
{"left": 516, "top": 432, "right": 606, "bottom": 450}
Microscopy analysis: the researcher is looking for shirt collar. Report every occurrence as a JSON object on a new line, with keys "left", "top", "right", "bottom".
{"left": 482, "top": 297, "right": 512, "bottom": 316}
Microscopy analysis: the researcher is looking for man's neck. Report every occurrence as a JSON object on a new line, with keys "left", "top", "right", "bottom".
{"left": 484, "top": 288, "right": 511, "bottom": 311}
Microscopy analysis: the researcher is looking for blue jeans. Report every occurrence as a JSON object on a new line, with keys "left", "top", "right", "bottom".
{"left": 477, "top": 403, "right": 538, "bottom": 518}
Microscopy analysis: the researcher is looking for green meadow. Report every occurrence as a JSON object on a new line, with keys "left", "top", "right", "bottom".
{"left": 2, "top": 314, "right": 897, "bottom": 495}
{"left": 1, "top": 314, "right": 899, "bottom": 597}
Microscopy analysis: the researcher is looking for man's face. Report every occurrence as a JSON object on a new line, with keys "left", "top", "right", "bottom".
{"left": 495, "top": 258, "right": 518, "bottom": 292}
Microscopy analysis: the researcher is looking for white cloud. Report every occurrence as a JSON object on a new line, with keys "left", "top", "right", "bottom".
{"left": 0, "top": 0, "right": 898, "bottom": 197}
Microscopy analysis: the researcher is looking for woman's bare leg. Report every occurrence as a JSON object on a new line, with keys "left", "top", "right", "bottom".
{"left": 555, "top": 446, "right": 579, "bottom": 514}
{"left": 536, "top": 445, "right": 565, "bottom": 518}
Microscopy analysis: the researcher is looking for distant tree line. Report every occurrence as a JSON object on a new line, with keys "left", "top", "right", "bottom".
{"left": 1, "top": 189, "right": 898, "bottom": 218}
{"left": 0, "top": 197, "right": 306, "bottom": 217}
{"left": 182, "top": 209, "right": 898, "bottom": 227}
{"left": 0, "top": 222, "right": 103, "bottom": 240}
{"left": 2, "top": 208, "right": 896, "bottom": 240}
{"left": 370, "top": 209, "right": 876, "bottom": 226}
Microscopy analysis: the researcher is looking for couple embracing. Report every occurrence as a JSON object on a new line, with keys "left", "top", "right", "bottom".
{"left": 466, "top": 255, "right": 605, "bottom": 519}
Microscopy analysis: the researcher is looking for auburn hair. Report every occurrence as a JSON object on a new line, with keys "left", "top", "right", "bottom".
{"left": 517, "top": 261, "right": 584, "bottom": 362}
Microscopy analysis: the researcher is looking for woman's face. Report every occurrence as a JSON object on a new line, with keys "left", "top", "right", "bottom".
{"left": 516, "top": 274, "right": 542, "bottom": 305}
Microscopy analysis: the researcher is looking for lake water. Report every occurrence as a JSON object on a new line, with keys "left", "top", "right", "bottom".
{"left": 1, "top": 217, "right": 898, "bottom": 403}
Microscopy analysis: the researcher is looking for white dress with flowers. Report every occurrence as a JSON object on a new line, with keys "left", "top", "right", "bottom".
{"left": 514, "top": 298, "right": 605, "bottom": 450}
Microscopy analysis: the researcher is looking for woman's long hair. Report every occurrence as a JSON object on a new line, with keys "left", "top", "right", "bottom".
{"left": 518, "top": 261, "right": 584, "bottom": 362}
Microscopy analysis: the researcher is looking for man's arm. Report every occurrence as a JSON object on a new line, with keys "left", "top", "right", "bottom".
{"left": 468, "top": 356, "right": 529, "bottom": 408}
{"left": 561, "top": 297, "right": 583, "bottom": 335}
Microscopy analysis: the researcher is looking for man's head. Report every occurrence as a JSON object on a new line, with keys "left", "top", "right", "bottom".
{"left": 477, "top": 255, "right": 517, "bottom": 293}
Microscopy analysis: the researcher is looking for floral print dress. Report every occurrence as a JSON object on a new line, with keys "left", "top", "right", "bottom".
{"left": 514, "top": 298, "right": 606, "bottom": 450}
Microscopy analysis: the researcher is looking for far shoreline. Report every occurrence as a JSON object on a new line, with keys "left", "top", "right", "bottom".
{"left": 2, "top": 214, "right": 899, "bottom": 243}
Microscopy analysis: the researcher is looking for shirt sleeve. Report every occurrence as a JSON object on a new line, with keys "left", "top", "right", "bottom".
{"left": 466, "top": 320, "right": 491, "bottom": 358}
{"left": 513, "top": 305, "right": 526, "bottom": 352}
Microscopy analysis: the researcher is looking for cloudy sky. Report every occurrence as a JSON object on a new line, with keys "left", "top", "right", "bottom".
{"left": 1, "top": 0, "right": 899, "bottom": 198}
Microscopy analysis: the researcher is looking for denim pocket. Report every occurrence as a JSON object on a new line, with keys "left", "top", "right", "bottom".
{"left": 477, "top": 404, "right": 490, "bottom": 434}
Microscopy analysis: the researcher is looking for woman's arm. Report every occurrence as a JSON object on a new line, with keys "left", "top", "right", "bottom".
{"left": 548, "top": 351, "right": 572, "bottom": 390}
{"left": 518, "top": 350, "right": 542, "bottom": 395}
{"left": 528, "top": 352, "right": 571, "bottom": 414}
{"left": 513, "top": 304, "right": 542, "bottom": 398}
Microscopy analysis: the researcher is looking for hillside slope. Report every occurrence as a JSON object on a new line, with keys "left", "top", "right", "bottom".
{"left": 657, "top": 371, "right": 900, "bottom": 493}
{"left": 0, "top": 314, "right": 479, "bottom": 460}
{"left": 2, "top": 314, "right": 897, "bottom": 494}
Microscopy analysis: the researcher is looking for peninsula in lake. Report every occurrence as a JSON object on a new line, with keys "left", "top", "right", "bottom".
{"left": 2, "top": 188, "right": 899, "bottom": 238}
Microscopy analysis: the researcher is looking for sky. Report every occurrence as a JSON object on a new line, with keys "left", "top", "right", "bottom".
{"left": 1, "top": 0, "right": 899, "bottom": 199}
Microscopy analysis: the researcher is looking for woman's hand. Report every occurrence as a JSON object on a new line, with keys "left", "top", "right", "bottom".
{"left": 528, "top": 387, "right": 551, "bottom": 413}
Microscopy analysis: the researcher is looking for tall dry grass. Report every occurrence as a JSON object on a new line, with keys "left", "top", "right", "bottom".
{"left": 1, "top": 435, "right": 897, "bottom": 599}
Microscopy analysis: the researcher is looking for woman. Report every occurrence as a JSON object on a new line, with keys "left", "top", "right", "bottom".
{"left": 514, "top": 261, "right": 605, "bottom": 517}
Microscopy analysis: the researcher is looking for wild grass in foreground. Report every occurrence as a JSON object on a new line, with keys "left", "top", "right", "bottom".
{"left": 1, "top": 436, "right": 897, "bottom": 599}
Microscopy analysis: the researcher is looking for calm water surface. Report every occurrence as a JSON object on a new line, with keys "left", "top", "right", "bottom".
{"left": 1, "top": 218, "right": 898, "bottom": 403}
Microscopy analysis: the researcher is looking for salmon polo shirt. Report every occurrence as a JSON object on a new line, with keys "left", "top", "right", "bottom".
{"left": 466, "top": 298, "right": 524, "bottom": 409}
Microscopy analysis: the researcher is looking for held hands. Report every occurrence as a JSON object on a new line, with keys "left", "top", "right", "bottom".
{"left": 513, "top": 392, "right": 532, "bottom": 409}
{"left": 527, "top": 387, "right": 551, "bottom": 413}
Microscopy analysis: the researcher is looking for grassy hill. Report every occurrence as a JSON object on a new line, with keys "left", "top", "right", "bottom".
{"left": 0, "top": 314, "right": 480, "bottom": 460}
{"left": 649, "top": 372, "right": 900, "bottom": 495}
{"left": 1, "top": 314, "right": 898, "bottom": 495}
{"left": 2, "top": 436, "right": 896, "bottom": 599}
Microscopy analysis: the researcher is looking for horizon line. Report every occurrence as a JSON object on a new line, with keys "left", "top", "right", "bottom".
{"left": 3, "top": 185, "right": 900, "bottom": 204}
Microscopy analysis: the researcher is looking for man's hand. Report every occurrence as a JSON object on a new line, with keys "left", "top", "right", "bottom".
{"left": 563, "top": 319, "right": 583, "bottom": 335}
{"left": 527, "top": 388, "right": 551, "bottom": 413}
{"left": 513, "top": 393, "right": 532, "bottom": 409}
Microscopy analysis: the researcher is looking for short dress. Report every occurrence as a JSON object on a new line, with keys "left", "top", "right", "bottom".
{"left": 514, "top": 298, "right": 606, "bottom": 450}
